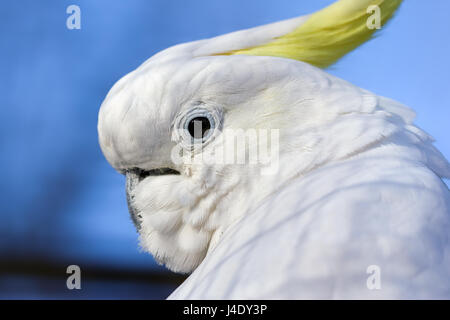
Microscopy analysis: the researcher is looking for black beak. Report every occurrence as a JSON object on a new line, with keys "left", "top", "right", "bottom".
{"left": 126, "top": 170, "right": 142, "bottom": 230}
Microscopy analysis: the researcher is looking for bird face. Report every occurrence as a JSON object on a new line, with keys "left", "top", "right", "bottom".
{"left": 98, "top": 54, "right": 300, "bottom": 272}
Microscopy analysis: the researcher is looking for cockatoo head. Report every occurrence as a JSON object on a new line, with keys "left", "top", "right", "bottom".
{"left": 98, "top": 0, "right": 403, "bottom": 273}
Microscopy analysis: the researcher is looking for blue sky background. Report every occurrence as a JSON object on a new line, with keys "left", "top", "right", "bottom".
{"left": 0, "top": 0, "right": 449, "bottom": 298}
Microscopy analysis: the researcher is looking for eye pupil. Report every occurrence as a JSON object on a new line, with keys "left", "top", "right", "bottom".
{"left": 188, "top": 116, "right": 211, "bottom": 139}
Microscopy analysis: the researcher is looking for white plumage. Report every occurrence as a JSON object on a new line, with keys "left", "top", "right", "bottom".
{"left": 98, "top": 0, "right": 450, "bottom": 299}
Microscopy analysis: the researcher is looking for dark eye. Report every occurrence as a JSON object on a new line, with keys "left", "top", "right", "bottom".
{"left": 187, "top": 116, "right": 211, "bottom": 140}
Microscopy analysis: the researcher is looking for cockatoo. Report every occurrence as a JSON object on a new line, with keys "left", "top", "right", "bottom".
{"left": 98, "top": 0, "right": 450, "bottom": 299}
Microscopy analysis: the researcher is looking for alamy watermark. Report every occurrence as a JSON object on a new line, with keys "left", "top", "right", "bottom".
{"left": 366, "top": 265, "right": 381, "bottom": 290}
{"left": 367, "top": 5, "right": 381, "bottom": 30}
{"left": 66, "top": 5, "right": 81, "bottom": 30}
{"left": 171, "top": 123, "right": 280, "bottom": 176}
{"left": 66, "top": 265, "right": 81, "bottom": 290}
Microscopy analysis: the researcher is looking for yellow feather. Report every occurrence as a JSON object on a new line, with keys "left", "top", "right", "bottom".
{"left": 218, "top": 0, "right": 402, "bottom": 68}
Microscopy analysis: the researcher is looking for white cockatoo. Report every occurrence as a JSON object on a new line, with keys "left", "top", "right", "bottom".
{"left": 98, "top": 0, "right": 450, "bottom": 299}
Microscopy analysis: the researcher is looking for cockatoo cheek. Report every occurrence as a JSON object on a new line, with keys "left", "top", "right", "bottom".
{"left": 130, "top": 172, "right": 216, "bottom": 273}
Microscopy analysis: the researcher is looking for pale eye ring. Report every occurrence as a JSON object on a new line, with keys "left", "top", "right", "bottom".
{"left": 172, "top": 105, "right": 222, "bottom": 151}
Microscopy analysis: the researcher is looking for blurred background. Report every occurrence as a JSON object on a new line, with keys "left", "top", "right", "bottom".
{"left": 0, "top": 0, "right": 449, "bottom": 299}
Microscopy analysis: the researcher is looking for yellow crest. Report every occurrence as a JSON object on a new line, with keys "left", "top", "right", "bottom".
{"left": 217, "top": 0, "right": 402, "bottom": 68}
